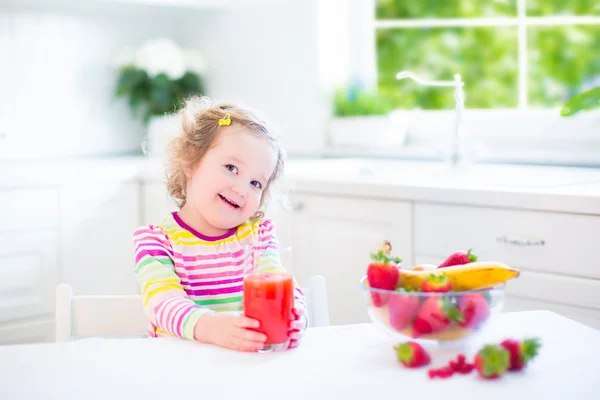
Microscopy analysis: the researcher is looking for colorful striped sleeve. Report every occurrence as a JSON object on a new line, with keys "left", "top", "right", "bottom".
{"left": 254, "top": 219, "right": 308, "bottom": 322}
{"left": 133, "top": 225, "right": 210, "bottom": 340}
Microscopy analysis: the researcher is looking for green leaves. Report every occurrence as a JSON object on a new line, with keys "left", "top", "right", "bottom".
{"left": 561, "top": 85, "right": 600, "bottom": 117}
{"left": 114, "top": 66, "right": 204, "bottom": 125}
{"left": 375, "top": 1, "right": 599, "bottom": 110}
{"left": 332, "top": 86, "right": 395, "bottom": 117}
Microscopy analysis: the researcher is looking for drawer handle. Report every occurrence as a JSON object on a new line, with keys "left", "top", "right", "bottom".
{"left": 496, "top": 235, "right": 545, "bottom": 246}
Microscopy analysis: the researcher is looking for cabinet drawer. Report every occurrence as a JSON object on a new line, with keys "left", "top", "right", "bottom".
{"left": 414, "top": 203, "right": 600, "bottom": 279}
{"left": 292, "top": 194, "right": 411, "bottom": 224}
{"left": 504, "top": 297, "right": 600, "bottom": 331}
{"left": 0, "top": 189, "right": 59, "bottom": 230}
{"left": 0, "top": 230, "right": 58, "bottom": 322}
{"left": 415, "top": 255, "right": 600, "bottom": 311}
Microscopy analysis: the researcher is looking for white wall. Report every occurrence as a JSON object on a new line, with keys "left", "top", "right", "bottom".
{"left": 0, "top": 0, "right": 328, "bottom": 159}
{"left": 172, "top": 0, "right": 329, "bottom": 156}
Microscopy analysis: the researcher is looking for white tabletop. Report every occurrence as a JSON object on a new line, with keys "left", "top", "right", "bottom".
{"left": 0, "top": 311, "right": 598, "bottom": 400}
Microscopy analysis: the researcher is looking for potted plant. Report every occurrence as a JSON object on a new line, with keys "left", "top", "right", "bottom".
{"left": 114, "top": 38, "right": 206, "bottom": 158}
{"left": 329, "top": 82, "right": 408, "bottom": 149}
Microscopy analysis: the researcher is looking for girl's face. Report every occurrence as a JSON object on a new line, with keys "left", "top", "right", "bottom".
{"left": 180, "top": 124, "right": 278, "bottom": 236}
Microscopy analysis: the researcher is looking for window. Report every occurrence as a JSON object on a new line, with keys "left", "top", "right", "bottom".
{"left": 375, "top": 0, "right": 599, "bottom": 110}
{"left": 324, "top": 1, "right": 600, "bottom": 167}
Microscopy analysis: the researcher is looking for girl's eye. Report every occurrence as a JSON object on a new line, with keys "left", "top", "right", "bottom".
{"left": 251, "top": 181, "right": 262, "bottom": 189}
{"left": 225, "top": 164, "right": 238, "bottom": 173}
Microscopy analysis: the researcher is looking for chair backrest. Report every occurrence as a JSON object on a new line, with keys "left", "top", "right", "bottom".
{"left": 55, "top": 275, "right": 329, "bottom": 341}
{"left": 55, "top": 283, "right": 148, "bottom": 342}
{"left": 303, "top": 275, "right": 330, "bottom": 328}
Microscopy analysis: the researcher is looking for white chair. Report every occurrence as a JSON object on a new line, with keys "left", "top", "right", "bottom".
{"left": 303, "top": 275, "right": 330, "bottom": 328}
{"left": 55, "top": 275, "right": 329, "bottom": 342}
{"left": 55, "top": 283, "right": 148, "bottom": 342}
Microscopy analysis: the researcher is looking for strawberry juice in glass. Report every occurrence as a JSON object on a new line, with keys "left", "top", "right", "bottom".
{"left": 243, "top": 272, "right": 293, "bottom": 352}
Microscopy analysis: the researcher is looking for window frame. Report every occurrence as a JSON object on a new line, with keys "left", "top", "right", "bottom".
{"left": 325, "top": 0, "right": 600, "bottom": 167}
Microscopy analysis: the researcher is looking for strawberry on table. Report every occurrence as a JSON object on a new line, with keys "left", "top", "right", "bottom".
{"left": 367, "top": 240, "right": 402, "bottom": 307}
{"left": 438, "top": 249, "right": 477, "bottom": 269}
{"left": 412, "top": 297, "right": 464, "bottom": 336}
{"left": 394, "top": 341, "right": 431, "bottom": 368}
{"left": 388, "top": 287, "right": 420, "bottom": 331}
{"left": 458, "top": 293, "right": 490, "bottom": 329}
{"left": 500, "top": 337, "right": 542, "bottom": 371}
{"left": 421, "top": 273, "right": 452, "bottom": 293}
{"left": 474, "top": 344, "right": 510, "bottom": 379}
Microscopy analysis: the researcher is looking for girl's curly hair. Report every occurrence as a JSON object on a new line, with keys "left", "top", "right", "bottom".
{"left": 165, "top": 96, "right": 286, "bottom": 220}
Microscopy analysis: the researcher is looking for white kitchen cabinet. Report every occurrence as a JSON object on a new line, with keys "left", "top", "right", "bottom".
{"left": 0, "top": 230, "right": 58, "bottom": 343}
{"left": 279, "top": 193, "right": 413, "bottom": 326}
{"left": 0, "top": 189, "right": 60, "bottom": 344}
{"left": 414, "top": 203, "right": 600, "bottom": 279}
{"left": 59, "top": 182, "right": 141, "bottom": 296}
{"left": 0, "top": 317, "right": 55, "bottom": 344}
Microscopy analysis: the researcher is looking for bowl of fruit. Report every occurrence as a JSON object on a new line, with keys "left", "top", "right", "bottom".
{"left": 361, "top": 241, "right": 520, "bottom": 345}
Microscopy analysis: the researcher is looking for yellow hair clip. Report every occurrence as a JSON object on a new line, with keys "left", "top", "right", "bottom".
{"left": 218, "top": 113, "right": 231, "bottom": 126}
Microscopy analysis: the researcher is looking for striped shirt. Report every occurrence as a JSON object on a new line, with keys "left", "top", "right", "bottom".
{"left": 132, "top": 211, "right": 306, "bottom": 340}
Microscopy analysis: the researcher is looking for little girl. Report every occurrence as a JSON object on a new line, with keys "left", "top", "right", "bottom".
{"left": 132, "top": 96, "right": 307, "bottom": 352}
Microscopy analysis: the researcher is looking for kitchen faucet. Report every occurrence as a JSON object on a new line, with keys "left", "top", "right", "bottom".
{"left": 395, "top": 71, "right": 466, "bottom": 166}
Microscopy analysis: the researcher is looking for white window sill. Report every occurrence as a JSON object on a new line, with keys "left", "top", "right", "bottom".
{"left": 322, "top": 144, "right": 600, "bottom": 169}
{"left": 325, "top": 109, "right": 600, "bottom": 168}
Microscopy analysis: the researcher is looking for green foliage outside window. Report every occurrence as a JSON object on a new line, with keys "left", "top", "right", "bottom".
{"left": 375, "top": 0, "right": 600, "bottom": 110}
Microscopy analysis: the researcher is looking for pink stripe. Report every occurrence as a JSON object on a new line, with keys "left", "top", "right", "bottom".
{"left": 175, "top": 257, "right": 247, "bottom": 271}
{"left": 180, "top": 277, "right": 243, "bottom": 287}
{"left": 166, "top": 300, "right": 187, "bottom": 335}
{"left": 185, "top": 268, "right": 245, "bottom": 280}
{"left": 135, "top": 235, "right": 172, "bottom": 248}
{"left": 136, "top": 249, "right": 170, "bottom": 264}
{"left": 170, "top": 302, "right": 189, "bottom": 335}
{"left": 258, "top": 234, "right": 274, "bottom": 243}
{"left": 134, "top": 227, "right": 161, "bottom": 235}
{"left": 173, "top": 248, "right": 244, "bottom": 261}
{"left": 259, "top": 222, "right": 274, "bottom": 233}
{"left": 186, "top": 284, "right": 243, "bottom": 296}
{"left": 156, "top": 297, "right": 180, "bottom": 332}
{"left": 175, "top": 305, "right": 195, "bottom": 336}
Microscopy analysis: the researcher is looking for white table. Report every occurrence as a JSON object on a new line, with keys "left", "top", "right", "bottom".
{"left": 1, "top": 311, "right": 598, "bottom": 400}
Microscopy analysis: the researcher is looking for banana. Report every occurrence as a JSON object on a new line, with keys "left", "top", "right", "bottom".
{"left": 398, "top": 261, "right": 520, "bottom": 291}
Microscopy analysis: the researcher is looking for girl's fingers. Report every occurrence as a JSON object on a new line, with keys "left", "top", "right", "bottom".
{"left": 231, "top": 336, "right": 263, "bottom": 352}
{"left": 235, "top": 316, "right": 261, "bottom": 329}
{"left": 235, "top": 327, "right": 267, "bottom": 343}
{"left": 289, "top": 320, "right": 304, "bottom": 331}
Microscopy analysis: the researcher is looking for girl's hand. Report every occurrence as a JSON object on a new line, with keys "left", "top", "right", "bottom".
{"left": 288, "top": 307, "right": 308, "bottom": 349}
{"left": 194, "top": 312, "right": 267, "bottom": 352}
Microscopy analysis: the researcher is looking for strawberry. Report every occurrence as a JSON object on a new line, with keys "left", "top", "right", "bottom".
{"left": 388, "top": 288, "right": 420, "bottom": 331}
{"left": 438, "top": 249, "right": 477, "bottom": 268}
{"left": 394, "top": 341, "right": 431, "bottom": 368}
{"left": 412, "top": 297, "right": 464, "bottom": 336}
{"left": 474, "top": 344, "right": 510, "bottom": 379}
{"left": 500, "top": 337, "right": 542, "bottom": 371}
{"left": 458, "top": 293, "right": 490, "bottom": 329}
{"left": 367, "top": 241, "right": 402, "bottom": 307}
{"left": 421, "top": 273, "right": 452, "bottom": 293}
{"left": 428, "top": 366, "right": 454, "bottom": 379}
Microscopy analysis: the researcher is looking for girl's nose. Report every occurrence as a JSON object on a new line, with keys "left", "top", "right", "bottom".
{"left": 232, "top": 184, "right": 247, "bottom": 199}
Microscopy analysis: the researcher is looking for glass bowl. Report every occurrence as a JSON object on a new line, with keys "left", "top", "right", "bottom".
{"left": 360, "top": 276, "right": 505, "bottom": 346}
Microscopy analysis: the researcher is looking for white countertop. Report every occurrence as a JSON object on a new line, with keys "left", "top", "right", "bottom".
{"left": 2, "top": 156, "right": 600, "bottom": 214}
{"left": 0, "top": 311, "right": 597, "bottom": 400}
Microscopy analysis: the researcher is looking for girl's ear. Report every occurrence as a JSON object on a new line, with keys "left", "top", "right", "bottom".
{"left": 182, "top": 158, "right": 198, "bottom": 179}
{"left": 183, "top": 163, "right": 194, "bottom": 179}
